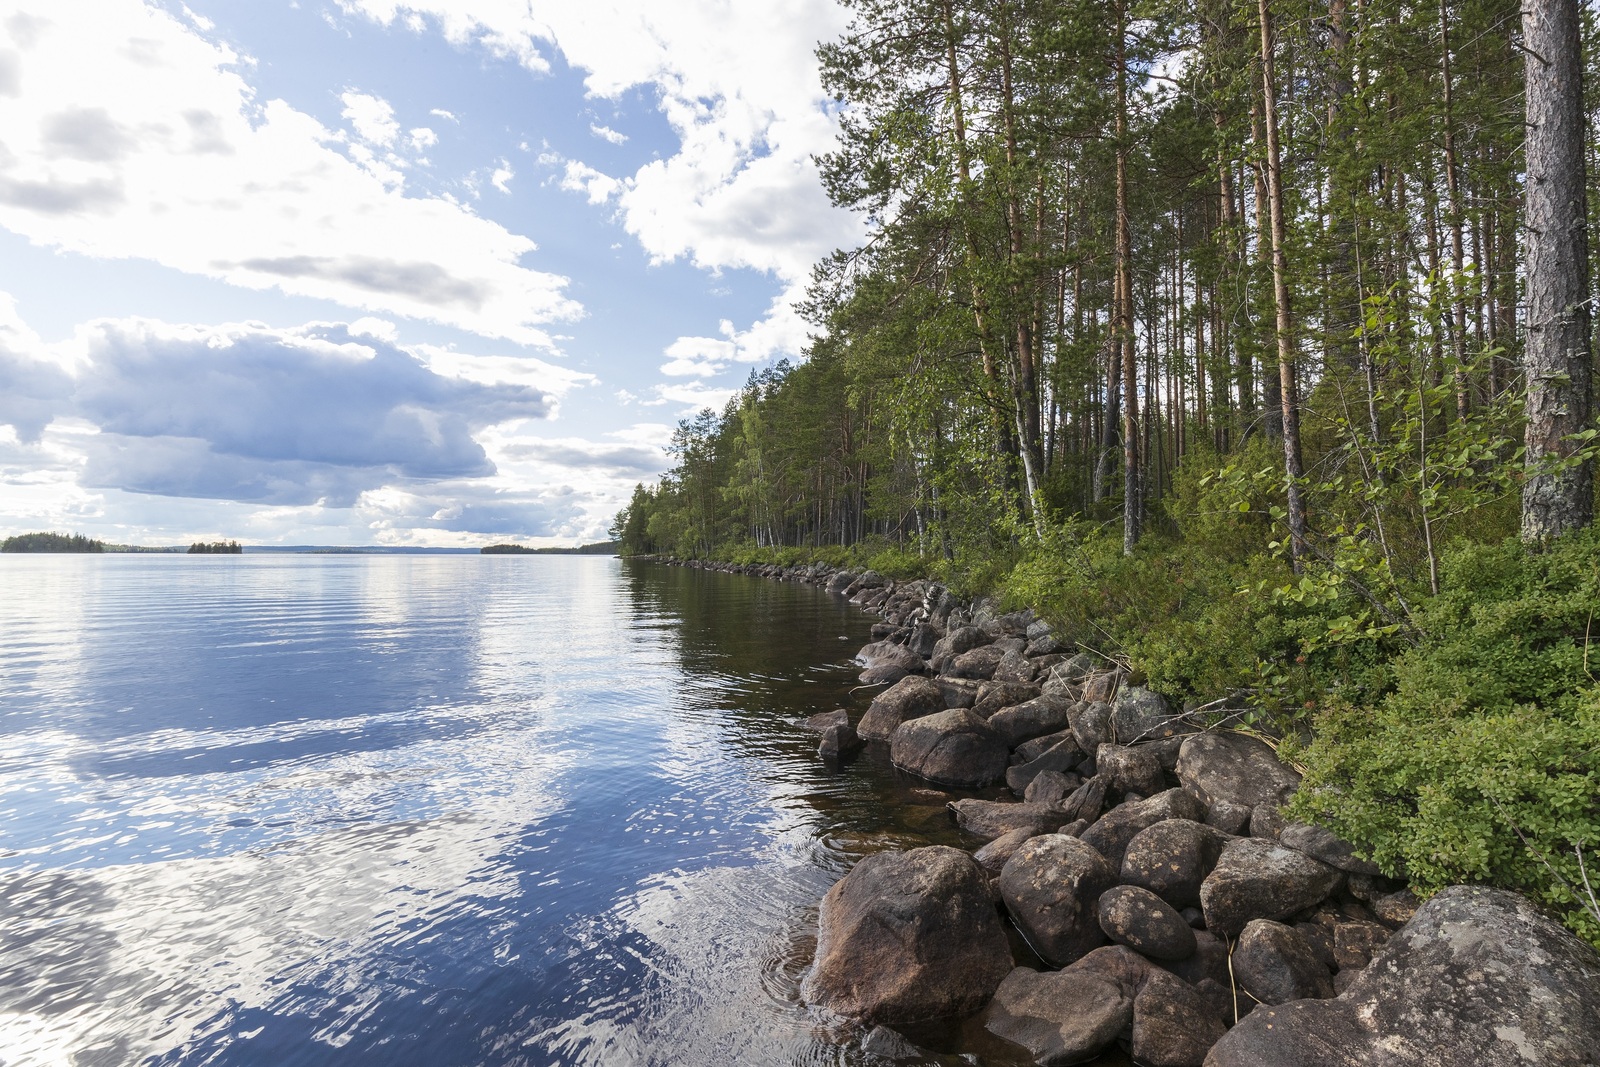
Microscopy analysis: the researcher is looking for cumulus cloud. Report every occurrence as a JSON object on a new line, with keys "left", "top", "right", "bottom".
{"left": 589, "top": 123, "right": 626, "bottom": 145}
{"left": 0, "top": 2, "right": 579, "bottom": 345}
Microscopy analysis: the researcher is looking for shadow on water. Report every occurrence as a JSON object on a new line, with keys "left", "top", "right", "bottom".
{"left": 0, "top": 556, "right": 1129, "bottom": 1066}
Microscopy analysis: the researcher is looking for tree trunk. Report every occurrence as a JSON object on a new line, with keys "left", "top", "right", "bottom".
{"left": 1116, "top": 0, "right": 1141, "bottom": 554}
{"left": 1521, "top": 0, "right": 1595, "bottom": 542}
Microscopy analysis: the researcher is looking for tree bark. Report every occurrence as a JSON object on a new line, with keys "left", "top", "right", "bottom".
{"left": 1521, "top": 0, "right": 1595, "bottom": 542}
{"left": 1116, "top": 0, "right": 1141, "bottom": 554}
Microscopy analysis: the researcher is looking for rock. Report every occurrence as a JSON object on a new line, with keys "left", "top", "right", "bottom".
{"left": 992, "top": 648, "right": 1037, "bottom": 684}
{"left": 1098, "top": 885, "right": 1197, "bottom": 961}
{"left": 1026, "top": 633, "right": 1065, "bottom": 657}
{"left": 944, "top": 624, "right": 992, "bottom": 656}
{"left": 1160, "top": 930, "right": 1231, "bottom": 991}
{"left": 1057, "top": 775, "right": 1109, "bottom": 825}
{"left": 1199, "top": 838, "right": 1343, "bottom": 938}
{"left": 1278, "top": 822, "right": 1382, "bottom": 875}
{"left": 1082, "top": 668, "right": 1124, "bottom": 703}
{"left": 1372, "top": 888, "right": 1421, "bottom": 928}
{"left": 1006, "top": 735, "right": 1085, "bottom": 794}
{"left": 1205, "top": 886, "right": 1600, "bottom": 1067}
{"left": 858, "top": 1025, "right": 930, "bottom": 1064}
{"left": 1180, "top": 907, "right": 1205, "bottom": 929}
{"left": 1203, "top": 799, "right": 1252, "bottom": 836}
{"left": 1176, "top": 731, "right": 1301, "bottom": 812}
{"left": 1096, "top": 743, "right": 1168, "bottom": 798}
{"left": 906, "top": 623, "right": 941, "bottom": 659}
{"left": 1294, "top": 921, "right": 1337, "bottom": 973}
{"left": 1332, "top": 919, "right": 1390, "bottom": 970}
{"left": 933, "top": 676, "right": 980, "bottom": 709}
{"left": 1023, "top": 769, "right": 1081, "bottom": 807}
{"left": 858, "top": 664, "right": 910, "bottom": 686}
{"left": 949, "top": 798, "right": 1063, "bottom": 841}
{"left": 1041, "top": 652, "right": 1099, "bottom": 693}
{"left": 946, "top": 644, "right": 1007, "bottom": 680}
{"left": 803, "top": 709, "right": 849, "bottom": 733}
{"left": 1121, "top": 819, "right": 1232, "bottom": 908}
{"left": 998, "top": 834, "right": 1117, "bottom": 967}
{"left": 1111, "top": 685, "right": 1189, "bottom": 743}
{"left": 819, "top": 722, "right": 863, "bottom": 760}
{"left": 1233, "top": 920, "right": 1334, "bottom": 1004}
{"left": 986, "top": 694, "right": 1076, "bottom": 748}
{"left": 982, "top": 968, "right": 1132, "bottom": 1066}
{"left": 993, "top": 636, "right": 1029, "bottom": 655}
{"left": 1133, "top": 969, "right": 1228, "bottom": 1067}
{"left": 825, "top": 570, "right": 857, "bottom": 594}
{"left": 972, "top": 681, "right": 1043, "bottom": 718}
{"left": 844, "top": 570, "right": 888, "bottom": 597}
{"left": 889, "top": 709, "right": 1009, "bottom": 789}
{"left": 1057, "top": 818, "right": 1089, "bottom": 837}
{"left": 1068, "top": 700, "right": 1114, "bottom": 753}
{"left": 856, "top": 639, "right": 923, "bottom": 674}
{"left": 802, "top": 846, "right": 1012, "bottom": 1025}
{"left": 857, "top": 676, "right": 946, "bottom": 741}
{"left": 1147, "top": 734, "right": 1188, "bottom": 773}
{"left": 1081, "top": 788, "right": 1205, "bottom": 870}
{"left": 974, "top": 826, "right": 1042, "bottom": 876}
{"left": 1248, "top": 802, "right": 1287, "bottom": 841}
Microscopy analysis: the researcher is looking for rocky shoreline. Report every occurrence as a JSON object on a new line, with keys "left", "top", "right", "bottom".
{"left": 648, "top": 557, "right": 1600, "bottom": 1066}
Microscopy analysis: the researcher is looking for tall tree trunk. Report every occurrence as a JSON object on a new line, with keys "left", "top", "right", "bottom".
{"left": 1116, "top": 0, "right": 1141, "bottom": 553}
{"left": 1257, "top": 0, "right": 1309, "bottom": 568}
{"left": 1521, "top": 0, "right": 1595, "bottom": 541}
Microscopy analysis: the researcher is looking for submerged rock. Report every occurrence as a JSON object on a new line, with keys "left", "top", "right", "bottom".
{"left": 818, "top": 722, "right": 863, "bottom": 760}
{"left": 982, "top": 967, "right": 1132, "bottom": 1066}
{"left": 802, "top": 846, "right": 1012, "bottom": 1026}
{"left": 949, "top": 798, "right": 1064, "bottom": 841}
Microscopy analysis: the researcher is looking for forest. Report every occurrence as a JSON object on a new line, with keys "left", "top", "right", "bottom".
{"left": 613, "top": 0, "right": 1600, "bottom": 945}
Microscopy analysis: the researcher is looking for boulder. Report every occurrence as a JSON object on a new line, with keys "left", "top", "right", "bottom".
{"left": 946, "top": 644, "right": 1007, "bottom": 680}
{"left": 1082, "top": 669, "right": 1124, "bottom": 703}
{"left": 1205, "top": 886, "right": 1600, "bottom": 1067}
{"left": 1081, "top": 788, "right": 1205, "bottom": 870}
{"left": 1096, "top": 743, "right": 1168, "bottom": 798}
{"left": 1057, "top": 775, "right": 1110, "bottom": 826}
{"left": 1199, "top": 838, "right": 1342, "bottom": 938}
{"left": 1041, "top": 652, "right": 1099, "bottom": 694}
{"left": 1111, "top": 685, "right": 1189, "bottom": 743}
{"left": 906, "top": 622, "right": 941, "bottom": 658}
{"left": 1012, "top": 728, "right": 1080, "bottom": 764}
{"left": 1121, "top": 819, "right": 1232, "bottom": 908}
{"left": 987, "top": 694, "right": 1076, "bottom": 749}
{"left": 1248, "top": 802, "right": 1287, "bottom": 841}
{"left": 1160, "top": 929, "right": 1232, "bottom": 991}
{"left": 949, "top": 798, "right": 1064, "bottom": 841}
{"left": 802, "top": 709, "right": 849, "bottom": 733}
{"left": 1278, "top": 821, "right": 1382, "bottom": 876}
{"left": 1068, "top": 700, "right": 1114, "bottom": 753}
{"left": 802, "top": 846, "right": 1012, "bottom": 1025}
{"left": 944, "top": 624, "right": 992, "bottom": 656}
{"left": 1203, "top": 799, "right": 1253, "bottom": 836}
{"left": 972, "top": 681, "right": 1043, "bottom": 718}
{"left": 1026, "top": 633, "right": 1065, "bottom": 657}
{"left": 1006, "top": 736, "right": 1086, "bottom": 795}
{"left": 819, "top": 722, "right": 863, "bottom": 760}
{"left": 825, "top": 570, "right": 857, "bottom": 594}
{"left": 1372, "top": 888, "right": 1421, "bottom": 928}
{"left": 857, "top": 676, "right": 946, "bottom": 741}
{"left": 1023, "top": 769, "right": 1081, "bottom": 808}
{"left": 982, "top": 968, "right": 1132, "bottom": 1066}
{"left": 933, "top": 676, "right": 980, "bottom": 709}
{"left": 855, "top": 639, "right": 919, "bottom": 673}
{"left": 1232, "top": 920, "right": 1334, "bottom": 1004}
{"left": 1294, "top": 921, "right": 1337, "bottom": 973}
{"left": 1331, "top": 919, "right": 1390, "bottom": 970}
{"left": 1133, "top": 970, "right": 1228, "bottom": 1067}
{"left": 998, "top": 834, "right": 1117, "bottom": 967}
{"left": 858, "top": 664, "right": 910, "bottom": 686}
{"left": 1098, "top": 885, "right": 1197, "bottom": 961}
{"left": 974, "top": 826, "right": 1043, "bottom": 876}
{"left": 1176, "top": 732, "right": 1301, "bottom": 812}
{"left": 890, "top": 709, "right": 1009, "bottom": 789}
{"left": 992, "top": 648, "right": 1037, "bottom": 684}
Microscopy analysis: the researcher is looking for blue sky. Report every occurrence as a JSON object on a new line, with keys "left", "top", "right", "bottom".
{"left": 0, "top": 0, "right": 861, "bottom": 546}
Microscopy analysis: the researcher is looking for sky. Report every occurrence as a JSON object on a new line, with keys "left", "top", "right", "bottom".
{"left": 0, "top": 0, "right": 863, "bottom": 546}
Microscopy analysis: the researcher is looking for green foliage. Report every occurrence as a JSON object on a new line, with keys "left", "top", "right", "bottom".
{"left": 1, "top": 532, "right": 105, "bottom": 553}
{"left": 1291, "top": 531, "right": 1600, "bottom": 947}
{"left": 188, "top": 540, "right": 242, "bottom": 554}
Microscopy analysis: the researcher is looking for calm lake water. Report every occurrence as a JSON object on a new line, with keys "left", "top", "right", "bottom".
{"left": 0, "top": 555, "right": 1073, "bottom": 1067}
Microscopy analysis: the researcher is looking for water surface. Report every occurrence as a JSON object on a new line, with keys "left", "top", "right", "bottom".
{"left": 0, "top": 555, "right": 1059, "bottom": 1067}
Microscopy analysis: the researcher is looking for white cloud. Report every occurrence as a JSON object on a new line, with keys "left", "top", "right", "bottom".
{"left": 407, "top": 126, "right": 437, "bottom": 150}
{"left": 589, "top": 122, "right": 626, "bottom": 145}
{"left": 490, "top": 161, "right": 514, "bottom": 194}
{"left": 428, "top": 107, "right": 457, "bottom": 122}
{"left": 340, "top": 89, "right": 398, "bottom": 146}
{"left": 558, "top": 160, "right": 621, "bottom": 205}
{"left": 0, "top": 2, "right": 579, "bottom": 345}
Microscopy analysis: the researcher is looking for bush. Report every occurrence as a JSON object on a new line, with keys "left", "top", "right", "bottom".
{"left": 1290, "top": 531, "right": 1600, "bottom": 947}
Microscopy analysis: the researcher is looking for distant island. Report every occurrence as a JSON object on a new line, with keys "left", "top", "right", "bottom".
{"left": 481, "top": 541, "right": 619, "bottom": 555}
{"left": 188, "top": 541, "right": 243, "bottom": 554}
{"left": 2, "top": 532, "right": 105, "bottom": 553}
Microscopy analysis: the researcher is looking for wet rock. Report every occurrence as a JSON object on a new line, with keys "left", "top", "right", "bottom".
{"left": 1096, "top": 743, "right": 1167, "bottom": 798}
{"left": 1176, "top": 732, "right": 1301, "bottom": 812}
{"left": 933, "top": 676, "right": 980, "bottom": 710}
{"left": 1023, "top": 769, "right": 1082, "bottom": 807}
{"left": 890, "top": 709, "right": 1009, "bottom": 789}
{"left": 974, "top": 826, "right": 1043, "bottom": 876}
{"left": 1098, "top": 885, "right": 1197, "bottom": 961}
{"left": 992, "top": 649, "right": 1037, "bottom": 684}
{"left": 1332, "top": 919, "right": 1390, "bottom": 970}
{"left": 998, "top": 834, "right": 1117, "bottom": 967}
{"left": 1120, "top": 819, "right": 1231, "bottom": 908}
{"left": 946, "top": 644, "right": 1007, "bottom": 681}
{"left": 857, "top": 676, "right": 946, "bottom": 742}
{"left": 803, "top": 709, "right": 849, "bottom": 733}
{"left": 858, "top": 664, "right": 910, "bottom": 686}
{"left": 1372, "top": 888, "right": 1421, "bottom": 928}
{"left": 1203, "top": 799, "right": 1252, "bottom": 836}
{"left": 1199, "top": 838, "right": 1343, "bottom": 938}
{"left": 859, "top": 1025, "right": 930, "bottom": 1064}
{"left": 1133, "top": 969, "right": 1227, "bottom": 1067}
{"left": 972, "top": 681, "right": 1043, "bottom": 718}
{"left": 949, "top": 799, "right": 1063, "bottom": 841}
{"left": 819, "top": 722, "right": 863, "bottom": 760}
{"left": 1278, "top": 821, "right": 1382, "bottom": 875}
{"left": 1233, "top": 919, "right": 1334, "bottom": 1004}
{"left": 1067, "top": 700, "right": 1114, "bottom": 753}
{"left": 1081, "top": 788, "right": 1205, "bottom": 870}
{"left": 983, "top": 967, "right": 1132, "bottom": 1066}
{"left": 987, "top": 694, "right": 1076, "bottom": 749}
{"left": 1206, "top": 886, "right": 1600, "bottom": 1067}
{"left": 802, "top": 846, "right": 1012, "bottom": 1026}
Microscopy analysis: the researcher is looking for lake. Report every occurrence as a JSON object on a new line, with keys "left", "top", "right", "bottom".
{"left": 0, "top": 554, "right": 1073, "bottom": 1067}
